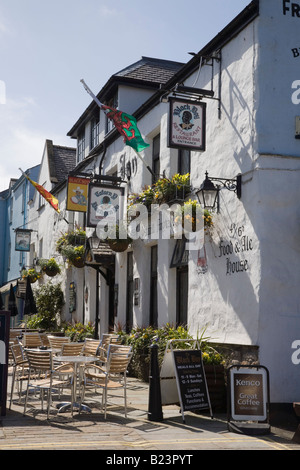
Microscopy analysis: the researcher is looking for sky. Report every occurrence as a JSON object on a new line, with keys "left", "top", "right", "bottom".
{"left": 0, "top": 0, "right": 251, "bottom": 192}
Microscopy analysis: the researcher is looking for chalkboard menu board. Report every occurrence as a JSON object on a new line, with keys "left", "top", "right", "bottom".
{"left": 173, "top": 349, "right": 212, "bottom": 422}
{"left": 0, "top": 311, "right": 10, "bottom": 416}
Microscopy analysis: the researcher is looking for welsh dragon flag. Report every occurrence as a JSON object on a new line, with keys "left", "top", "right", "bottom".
{"left": 101, "top": 104, "right": 150, "bottom": 153}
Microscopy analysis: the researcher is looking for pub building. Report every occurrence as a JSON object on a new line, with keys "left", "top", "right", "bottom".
{"left": 25, "top": 0, "right": 300, "bottom": 414}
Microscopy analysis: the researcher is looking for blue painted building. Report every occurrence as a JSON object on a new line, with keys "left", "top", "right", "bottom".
{"left": 0, "top": 165, "right": 40, "bottom": 320}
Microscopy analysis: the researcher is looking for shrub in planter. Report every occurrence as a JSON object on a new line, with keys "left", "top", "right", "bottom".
{"left": 118, "top": 324, "right": 226, "bottom": 410}
{"left": 63, "top": 321, "right": 95, "bottom": 342}
{"left": 26, "top": 281, "right": 65, "bottom": 331}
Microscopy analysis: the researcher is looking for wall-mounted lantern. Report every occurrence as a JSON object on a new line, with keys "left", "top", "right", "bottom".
{"left": 196, "top": 171, "right": 242, "bottom": 212}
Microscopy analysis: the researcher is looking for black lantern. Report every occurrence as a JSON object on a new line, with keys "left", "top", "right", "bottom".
{"left": 196, "top": 172, "right": 220, "bottom": 211}
{"left": 196, "top": 171, "right": 241, "bottom": 212}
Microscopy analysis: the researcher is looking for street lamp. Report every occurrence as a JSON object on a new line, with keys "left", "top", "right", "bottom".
{"left": 196, "top": 171, "right": 241, "bottom": 212}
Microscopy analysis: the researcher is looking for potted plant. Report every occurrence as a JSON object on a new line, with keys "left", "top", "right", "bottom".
{"left": 21, "top": 268, "right": 41, "bottom": 284}
{"left": 127, "top": 173, "right": 191, "bottom": 210}
{"left": 56, "top": 228, "right": 86, "bottom": 268}
{"left": 106, "top": 222, "right": 132, "bottom": 253}
{"left": 60, "top": 244, "right": 85, "bottom": 268}
{"left": 38, "top": 258, "right": 61, "bottom": 277}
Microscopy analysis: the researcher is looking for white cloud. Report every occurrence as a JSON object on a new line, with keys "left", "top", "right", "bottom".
{"left": 98, "top": 5, "right": 118, "bottom": 17}
{"left": 0, "top": 96, "right": 71, "bottom": 192}
{"left": 0, "top": 9, "right": 12, "bottom": 37}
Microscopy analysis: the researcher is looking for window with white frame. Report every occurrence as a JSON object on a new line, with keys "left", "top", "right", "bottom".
{"left": 91, "top": 114, "right": 100, "bottom": 149}
{"left": 77, "top": 132, "right": 85, "bottom": 163}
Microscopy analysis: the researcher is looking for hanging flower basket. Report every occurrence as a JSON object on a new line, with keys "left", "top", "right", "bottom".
{"left": 127, "top": 173, "right": 191, "bottom": 209}
{"left": 71, "top": 257, "right": 85, "bottom": 268}
{"left": 106, "top": 222, "right": 132, "bottom": 253}
{"left": 56, "top": 228, "right": 86, "bottom": 253}
{"left": 174, "top": 200, "right": 213, "bottom": 233}
{"left": 56, "top": 228, "right": 86, "bottom": 268}
{"left": 107, "top": 239, "right": 131, "bottom": 253}
{"left": 38, "top": 258, "right": 61, "bottom": 277}
{"left": 22, "top": 268, "right": 41, "bottom": 284}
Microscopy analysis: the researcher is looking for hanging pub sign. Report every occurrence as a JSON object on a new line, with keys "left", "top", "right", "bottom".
{"left": 66, "top": 176, "right": 90, "bottom": 212}
{"left": 87, "top": 183, "right": 124, "bottom": 228}
{"left": 168, "top": 98, "right": 206, "bottom": 151}
{"left": 15, "top": 229, "right": 31, "bottom": 252}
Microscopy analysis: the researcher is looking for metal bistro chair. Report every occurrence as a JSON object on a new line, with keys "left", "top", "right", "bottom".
{"left": 80, "top": 345, "right": 132, "bottom": 419}
{"left": 47, "top": 335, "right": 70, "bottom": 353}
{"left": 22, "top": 332, "right": 42, "bottom": 349}
{"left": 23, "top": 349, "right": 75, "bottom": 419}
{"left": 9, "top": 330, "right": 22, "bottom": 365}
{"left": 10, "top": 343, "right": 30, "bottom": 408}
{"left": 98, "top": 334, "right": 121, "bottom": 365}
{"left": 39, "top": 333, "right": 50, "bottom": 348}
{"left": 81, "top": 338, "right": 102, "bottom": 358}
{"left": 60, "top": 342, "right": 84, "bottom": 356}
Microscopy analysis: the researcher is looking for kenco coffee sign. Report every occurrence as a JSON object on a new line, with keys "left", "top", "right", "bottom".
{"left": 168, "top": 98, "right": 206, "bottom": 151}
{"left": 229, "top": 366, "right": 269, "bottom": 422}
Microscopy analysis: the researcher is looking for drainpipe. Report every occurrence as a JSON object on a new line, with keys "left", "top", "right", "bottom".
{"left": 99, "top": 146, "right": 107, "bottom": 176}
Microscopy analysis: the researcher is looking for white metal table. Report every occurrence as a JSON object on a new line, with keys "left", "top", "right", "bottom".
{"left": 55, "top": 355, "right": 98, "bottom": 413}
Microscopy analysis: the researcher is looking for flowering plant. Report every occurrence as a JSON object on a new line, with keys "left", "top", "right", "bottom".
{"left": 21, "top": 268, "right": 41, "bottom": 283}
{"left": 56, "top": 228, "right": 86, "bottom": 253}
{"left": 64, "top": 321, "right": 95, "bottom": 342}
{"left": 174, "top": 199, "right": 213, "bottom": 232}
{"left": 56, "top": 228, "right": 86, "bottom": 267}
{"left": 128, "top": 173, "right": 191, "bottom": 209}
{"left": 118, "top": 323, "right": 224, "bottom": 380}
{"left": 37, "top": 258, "right": 61, "bottom": 276}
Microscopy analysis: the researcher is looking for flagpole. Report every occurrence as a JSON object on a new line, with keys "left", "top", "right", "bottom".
{"left": 80, "top": 79, "right": 155, "bottom": 179}
{"left": 80, "top": 79, "right": 104, "bottom": 108}
{"left": 132, "top": 149, "right": 155, "bottom": 179}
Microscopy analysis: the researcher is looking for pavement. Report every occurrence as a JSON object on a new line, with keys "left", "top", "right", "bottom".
{"left": 1, "top": 370, "right": 300, "bottom": 454}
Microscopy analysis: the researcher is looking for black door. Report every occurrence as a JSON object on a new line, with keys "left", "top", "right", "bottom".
{"left": 126, "top": 252, "right": 134, "bottom": 333}
{"left": 176, "top": 266, "right": 188, "bottom": 327}
{"left": 150, "top": 245, "right": 158, "bottom": 327}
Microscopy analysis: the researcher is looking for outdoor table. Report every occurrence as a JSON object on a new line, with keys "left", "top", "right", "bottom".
{"left": 54, "top": 355, "right": 98, "bottom": 413}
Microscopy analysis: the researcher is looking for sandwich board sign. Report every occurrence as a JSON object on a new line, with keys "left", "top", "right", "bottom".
{"left": 227, "top": 365, "right": 270, "bottom": 435}
{"left": 160, "top": 339, "right": 212, "bottom": 423}
{"left": 0, "top": 311, "right": 10, "bottom": 416}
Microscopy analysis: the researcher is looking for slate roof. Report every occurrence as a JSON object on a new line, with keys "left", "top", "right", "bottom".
{"left": 68, "top": 56, "right": 184, "bottom": 138}
{"left": 47, "top": 140, "right": 76, "bottom": 185}
{"left": 114, "top": 57, "right": 184, "bottom": 85}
